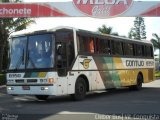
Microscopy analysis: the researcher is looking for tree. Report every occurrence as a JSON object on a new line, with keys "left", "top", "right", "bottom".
{"left": 0, "top": 0, "right": 35, "bottom": 70}
{"left": 128, "top": 17, "right": 146, "bottom": 40}
{"left": 151, "top": 33, "right": 160, "bottom": 62}
{"left": 128, "top": 28, "right": 136, "bottom": 39}
{"left": 98, "top": 24, "right": 119, "bottom": 36}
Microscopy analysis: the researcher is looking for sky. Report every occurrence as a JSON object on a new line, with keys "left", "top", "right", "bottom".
{"left": 19, "top": 0, "right": 160, "bottom": 41}
{"left": 27, "top": 17, "right": 160, "bottom": 40}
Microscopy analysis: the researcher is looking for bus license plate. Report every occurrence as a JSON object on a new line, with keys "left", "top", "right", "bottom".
{"left": 22, "top": 86, "right": 30, "bottom": 90}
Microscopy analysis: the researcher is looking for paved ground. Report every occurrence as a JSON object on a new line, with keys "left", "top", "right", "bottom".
{"left": 0, "top": 80, "right": 160, "bottom": 120}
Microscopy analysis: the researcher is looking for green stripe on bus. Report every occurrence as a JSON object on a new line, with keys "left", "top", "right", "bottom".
{"left": 93, "top": 56, "right": 122, "bottom": 88}
{"left": 24, "top": 72, "right": 47, "bottom": 78}
{"left": 31, "top": 72, "right": 39, "bottom": 77}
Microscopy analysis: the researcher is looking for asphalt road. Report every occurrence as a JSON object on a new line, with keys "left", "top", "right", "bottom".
{"left": 0, "top": 80, "right": 160, "bottom": 120}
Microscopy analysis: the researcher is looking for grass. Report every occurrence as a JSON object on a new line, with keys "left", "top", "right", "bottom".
{"left": 0, "top": 74, "right": 6, "bottom": 86}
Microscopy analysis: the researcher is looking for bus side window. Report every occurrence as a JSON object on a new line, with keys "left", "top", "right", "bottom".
{"left": 96, "top": 38, "right": 100, "bottom": 53}
{"left": 115, "top": 41, "right": 123, "bottom": 55}
{"left": 136, "top": 44, "right": 143, "bottom": 57}
{"left": 150, "top": 46, "right": 153, "bottom": 57}
{"left": 78, "top": 35, "right": 95, "bottom": 54}
{"left": 146, "top": 45, "right": 153, "bottom": 58}
{"left": 142, "top": 45, "right": 145, "bottom": 57}
{"left": 56, "top": 43, "right": 66, "bottom": 61}
{"left": 114, "top": 41, "right": 123, "bottom": 55}
{"left": 89, "top": 37, "right": 94, "bottom": 53}
{"left": 124, "top": 43, "right": 134, "bottom": 56}
{"left": 78, "top": 35, "right": 88, "bottom": 53}
{"left": 99, "top": 39, "right": 110, "bottom": 54}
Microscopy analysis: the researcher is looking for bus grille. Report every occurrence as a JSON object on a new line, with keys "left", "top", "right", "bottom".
{"left": 15, "top": 79, "right": 37, "bottom": 83}
{"left": 27, "top": 79, "right": 37, "bottom": 83}
{"left": 15, "top": 79, "right": 24, "bottom": 83}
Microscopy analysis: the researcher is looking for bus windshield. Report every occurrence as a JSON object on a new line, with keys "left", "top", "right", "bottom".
{"left": 9, "top": 34, "right": 54, "bottom": 70}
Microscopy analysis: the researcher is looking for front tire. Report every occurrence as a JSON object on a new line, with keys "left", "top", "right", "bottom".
{"left": 71, "top": 77, "right": 87, "bottom": 101}
{"left": 35, "top": 95, "right": 49, "bottom": 100}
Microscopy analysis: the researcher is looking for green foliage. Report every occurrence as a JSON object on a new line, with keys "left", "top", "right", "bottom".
{"left": 1, "top": 0, "right": 9, "bottom": 2}
{"left": 98, "top": 24, "right": 119, "bottom": 36}
{"left": 155, "top": 71, "right": 160, "bottom": 78}
{"left": 128, "top": 17, "right": 146, "bottom": 40}
{"left": 151, "top": 33, "right": 160, "bottom": 50}
{"left": 0, "top": 74, "right": 6, "bottom": 85}
{"left": 151, "top": 33, "right": 160, "bottom": 62}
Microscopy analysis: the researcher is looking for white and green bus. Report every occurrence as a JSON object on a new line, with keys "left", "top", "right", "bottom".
{"left": 6, "top": 26, "right": 155, "bottom": 100}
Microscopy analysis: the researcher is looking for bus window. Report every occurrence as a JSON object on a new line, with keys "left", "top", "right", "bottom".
{"left": 79, "top": 36, "right": 88, "bottom": 53}
{"left": 27, "top": 34, "right": 53, "bottom": 69}
{"left": 99, "top": 39, "right": 110, "bottom": 54}
{"left": 95, "top": 38, "right": 99, "bottom": 53}
{"left": 124, "top": 43, "right": 134, "bottom": 56}
{"left": 136, "top": 45, "right": 143, "bottom": 57}
{"left": 56, "top": 31, "right": 73, "bottom": 41}
{"left": 111, "top": 41, "right": 123, "bottom": 55}
{"left": 141, "top": 45, "right": 145, "bottom": 57}
{"left": 9, "top": 37, "right": 27, "bottom": 69}
{"left": 146, "top": 46, "right": 153, "bottom": 57}
{"left": 56, "top": 31, "right": 75, "bottom": 67}
{"left": 68, "top": 40, "right": 75, "bottom": 67}
{"left": 89, "top": 38, "right": 94, "bottom": 53}
{"left": 78, "top": 35, "right": 95, "bottom": 53}
{"left": 150, "top": 46, "right": 154, "bottom": 57}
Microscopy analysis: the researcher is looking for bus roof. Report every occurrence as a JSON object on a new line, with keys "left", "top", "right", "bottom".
{"left": 10, "top": 26, "right": 152, "bottom": 45}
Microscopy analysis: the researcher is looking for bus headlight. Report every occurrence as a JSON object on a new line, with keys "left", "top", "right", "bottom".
{"left": 8, "top": 87, "right": 14, "bottom": 90}
{"left": 41, "top": 87, "right": 48, "bottom": 90}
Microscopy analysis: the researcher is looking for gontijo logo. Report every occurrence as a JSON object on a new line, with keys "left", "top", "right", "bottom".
{"left": 80, "top": 59, "right": 92, "bottom": 69}
{"left": 73, "top": 0, "right": 133, "bottom": 18}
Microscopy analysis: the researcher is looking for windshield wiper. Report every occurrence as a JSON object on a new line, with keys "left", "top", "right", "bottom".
{"left": 26, "top": 51, "right": 36, "bottom": 68}
{"left": 15, "top": 49, "right": 24, "bottom": 69}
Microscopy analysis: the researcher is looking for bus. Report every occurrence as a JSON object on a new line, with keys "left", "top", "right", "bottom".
{"left": 6, "top": 26, "right": 155, "bottom": 100}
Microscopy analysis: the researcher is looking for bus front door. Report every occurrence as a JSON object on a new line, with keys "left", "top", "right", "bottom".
{"left": 56, "top": 42, "right": 68, "bottom": 95}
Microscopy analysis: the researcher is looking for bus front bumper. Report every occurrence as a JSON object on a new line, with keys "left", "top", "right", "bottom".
{"left": 6, "top": 85, "right": 55, "bottom": 95}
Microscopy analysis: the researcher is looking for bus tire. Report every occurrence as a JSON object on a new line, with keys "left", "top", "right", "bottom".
{"left": 71, "top": 77, "right": 87, "bottom": 101}
{"left": 35, "top": 95, "right": 49, "bottom": 100}
{"left": 130, "top": 74, "right": 143, "bottom": 90}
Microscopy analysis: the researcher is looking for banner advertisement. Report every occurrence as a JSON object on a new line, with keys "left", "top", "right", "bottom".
{"left": 0, "top": 1, "right": 160, "bottom": 18}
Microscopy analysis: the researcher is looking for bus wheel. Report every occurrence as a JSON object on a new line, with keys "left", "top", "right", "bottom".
{"left": 71, "top": 77, "right": 87, "bottom": 101}
{"left": 35, "top": 95, "right": 49, "bottom": 100}
{"left": 130, "top": 74, "right": 143, "bottom": 90}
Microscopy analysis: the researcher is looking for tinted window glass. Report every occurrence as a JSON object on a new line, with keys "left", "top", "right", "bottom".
{"left": 9, "top": 37, "right": 27, "bottom": 70}
{"left": 124, "top": 43, "right": 134, "bottom": 56}
{"left": 113, "top": 41, "right": 123, "bottom": 55}
{"left": 78, "top": 35, "right": 95, "bottom": 53}
{"left": 27, "top": 34, "right": 54, "bottom": 69}
{"left": 146, "top": 46, "right": 153, "bottom": 57}
{"left": 98, "top": 39, "right": 111, "bottom": 54}
{"left": 79, "top": 36, "right": 88, "bottom": 53}
{"left": 136, "top": 45, "right": 143, "bottom": 56}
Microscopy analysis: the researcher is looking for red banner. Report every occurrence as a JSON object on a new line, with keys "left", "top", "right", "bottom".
{"left": 0, "top": 3, "right": 67, "bottom": 17}
{"left": 0, "top": 1, "right": 160, "bottom": 18}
